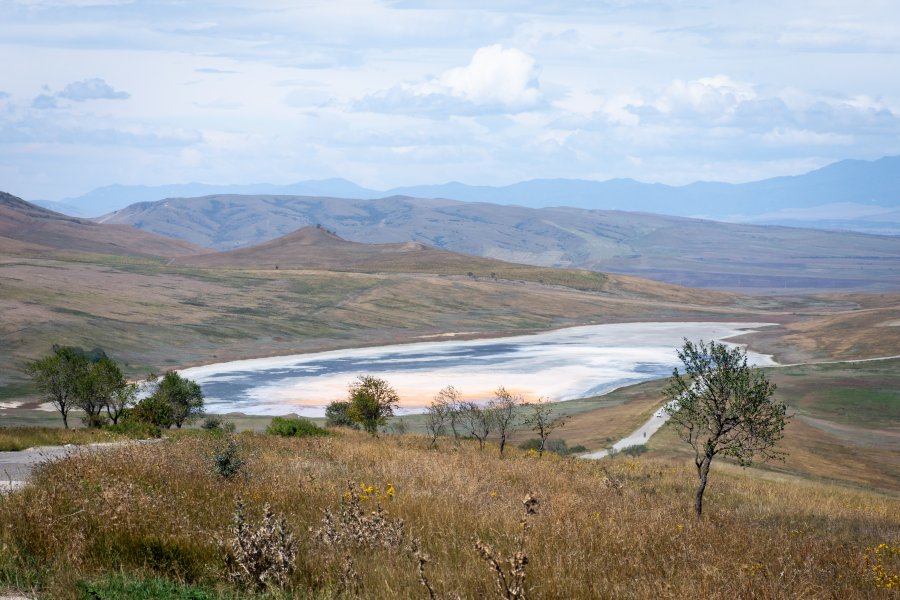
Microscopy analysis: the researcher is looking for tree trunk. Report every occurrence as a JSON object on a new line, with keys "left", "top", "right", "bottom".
{"left": 61, "top": 409, "right": 69, "bottom": 429}
{"left": 695, "top": 455, "right": 712, "bottom": 518}
{"left": 539, "top": 436, "right": 546, "bottom": 458}
{"left": 499, "top": 434, "right": 506, "bottom": 456}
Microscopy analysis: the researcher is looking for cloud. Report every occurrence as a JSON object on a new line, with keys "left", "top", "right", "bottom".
{"left": 57, "top": 78, "right": 129, "bottom": 101}
{"left": 0, "top": 91, "right": 9, "bottom": 99}
{"left": 356, "top": 44, "right": 543, "bottom": 116}
{"left": 195, "top": 67, "right": 238, "bottom": 74}
{"left": 31, "top": 94, "right": 58, "bottom": 109}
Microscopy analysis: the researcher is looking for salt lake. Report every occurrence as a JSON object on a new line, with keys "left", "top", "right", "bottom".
{"left": 181, "top": 321, "right": 778, "bottom": 416}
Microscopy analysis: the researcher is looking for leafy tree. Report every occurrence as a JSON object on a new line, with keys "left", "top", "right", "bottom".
{"left": 488, "top": 386, "right": 521, "bottom": 457}
{"left": 150, "top": 371, "right": 205, "bottom": 428}
{"left": 523, "top": 397, "right": 567, "bottom": 458}
{"left": 325, "top": 401, "right": 359, "bottom": 429}
{"left": 25, "top": 346, "right": 89, "bottom": 428}
{"left": 128, "top": 394, "right": 175, "bottom": 428}
{"left": 664, "top": 339, "right": 787, "bottom": 518}
{"left": 461, "top": 401, "right": 491, "bottom": 450}
{"left": 106, "top": 381, "right": 138, "bottom": 425}
{"left": 75, "top": 356, "right": 127, "bottom": 428}
{"left": 346, "top": 375, "right": 400, "bottom": 435}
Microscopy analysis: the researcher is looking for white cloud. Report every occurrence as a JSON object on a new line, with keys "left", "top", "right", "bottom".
{"left": 356, "top": 44, "right": 543, "bottom": 115}
{"left": 58, "top": 78, "right": 129, "bottom": 101}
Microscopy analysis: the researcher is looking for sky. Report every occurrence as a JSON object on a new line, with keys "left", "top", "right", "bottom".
{"left": 1, "top": 0, "right": 899, "bottom": 200}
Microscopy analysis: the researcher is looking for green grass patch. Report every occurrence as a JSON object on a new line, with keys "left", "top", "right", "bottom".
{"left": 265, "top": 416, "right": 329, "bottom": 438}
{"left": 77, "top": 574, "right": 244, "bottom": 600}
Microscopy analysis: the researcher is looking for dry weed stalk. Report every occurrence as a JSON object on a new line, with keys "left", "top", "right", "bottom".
{"left": 223, "top": 498, "right": 298, "bottom": 591}
{"left": 314, "top": 481, "right": 407, "bottom": 593}
{"left": 473, "top": 493, "right": 539, "bottom": 600}
{"left": 314, "top": 481, "right": 406, "bottom": 551}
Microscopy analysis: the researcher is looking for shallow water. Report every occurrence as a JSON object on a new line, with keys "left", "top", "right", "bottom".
{"left": 182, "top": 322, "right": 777, "bottom": 416}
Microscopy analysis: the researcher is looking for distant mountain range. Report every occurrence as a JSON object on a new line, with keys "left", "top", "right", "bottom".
{"left": 34, "top": 155, "right": 900, "bottom": 234}
{"left": 100, "top": 193, "right": 900, "bottom": 294}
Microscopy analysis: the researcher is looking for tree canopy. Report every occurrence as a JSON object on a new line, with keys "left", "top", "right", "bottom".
{"left": 346, "top": 375, "right": 399, "bottom": 435}
{"left": 664, "top": 339, "right": 787, "bottom": 517}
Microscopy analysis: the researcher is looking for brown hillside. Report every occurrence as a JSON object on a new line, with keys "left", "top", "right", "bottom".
{"left": 0, "top": 191, "right": 203, "bottom": 259}
{"left": 170, "top": 225, "right": 522, "bottom": 272}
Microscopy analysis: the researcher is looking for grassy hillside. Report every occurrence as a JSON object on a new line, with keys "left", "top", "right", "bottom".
{"left": 0, "top": 251, "right": 760, "bottom": 400}
{"left": 101, "top": 193, "right": 900, "bottom": 294}
{"left": 0, "top": 191, "right": 203, "bottom": 259}
{"left": 1, "top": 432, "right": 896, "bottom": 598}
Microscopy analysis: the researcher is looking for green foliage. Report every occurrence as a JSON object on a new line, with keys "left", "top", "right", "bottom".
{"left": 265, "top": 416, "right": 329, "bottom": 438}
{"left": 24, "top": 345, "right": 90, "bottom": 428}
{"left": 105, "top": 419, "right": 162, "bottom": 439}
{"left": 127, "top": 395, "right": 175, "bottom": 429}
{"left": 76, "top": 575, "right": 235, "bottom": 600}
{"left": 202, "top": 415, "right": 224, "bottom": 430}
{"left": 346, "top": 375, "right": 400, "bottom": 436}
{"left": 212, "top": 438, "right": 245, "bottom": 480}
{"left": 26, "top": 346, "right": 136, "bottom": 429}
{"left": 619, "top": 444, "right": 648, "bottom": 457}
{"left": 149, "top": 371, "right": 205, "bottom": 428}
{"left": 324, "top": 401, "right": 359, "bottom": 429}
{"left": 518, "top": 437, "right": 584, "bottom": 456}
{"left": 664, "top": 339, "right": 787, "bottom": 516}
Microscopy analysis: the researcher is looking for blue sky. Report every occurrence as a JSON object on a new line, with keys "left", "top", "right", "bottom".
{"left": 2, "top": 0, "right": 899, "bottom": 200}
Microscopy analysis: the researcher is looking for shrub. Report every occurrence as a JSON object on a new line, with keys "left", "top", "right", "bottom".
{"left": 223, "top": 499, "right": 298, "bottom": 592}
{"left": 266, "top": 416, "right": 328, "bottom": 438}
{"left": 127, "top": 395, "right": 175, "bottom": 429}
{"left": 325, "top": 401, "right": 358, "bottom": 429}
{"left": 211, "top": 438, "right": 245, "bottom": 480}
{"left": 620, "top": 444, "right": 648, "bottom": 457}
{"left": 518, "top": 438, "right": 580, "bottom": 456}
{"left": 105, "top": 419, "right": 162, "bottom": 439}
{"left": 201, "top": 415, "right": 223, "bottom": 430}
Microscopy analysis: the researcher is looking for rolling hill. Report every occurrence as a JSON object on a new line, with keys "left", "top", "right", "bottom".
{"left": 0, "top": 191, "right": 203, "bottom": 259}
{"left": 102, "top": 193, "right": 900, "bottom": 294}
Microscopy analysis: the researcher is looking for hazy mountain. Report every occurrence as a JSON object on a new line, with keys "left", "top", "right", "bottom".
{"left": 55, "top": 179, "right": 380, "bottom": 217}
{"left": 49, "top": 155, "right": 900, "bottom": 228}
{"left": 102, "top": 193, "right": 900, "bottom": 294}
{"left": 0, "top": 191, "right": 203, "bottom": 259}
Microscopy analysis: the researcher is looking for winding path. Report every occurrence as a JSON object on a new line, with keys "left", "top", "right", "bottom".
{"left": 579, "top": 353, "right": 900, "bottom": 460}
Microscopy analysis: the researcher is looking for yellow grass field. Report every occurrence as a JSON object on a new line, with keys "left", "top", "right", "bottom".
{"left": 1, "top": 432, "right": 897, "bottom": 599}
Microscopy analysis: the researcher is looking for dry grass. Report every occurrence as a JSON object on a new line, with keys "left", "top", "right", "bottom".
{"left": 1, "top": 432, "right": 897, "bottom": 599}
{"left": 0, "top": 427, "right": 125, "bottom": 452}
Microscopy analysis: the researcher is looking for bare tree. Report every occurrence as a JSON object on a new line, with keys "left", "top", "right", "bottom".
{"left": 461, "top": 401, "right": 491, "bottom": 450}
{"left": 424, "top": 397, "right": 449, "bottom": 448}
{"left": 523, "top": 397, "right": 567, "bottom": 458}
{"left": 434, "top": 385, "right": 463, "bottom": 440}
{"left": 489, "top": 387, "right": 521, "bottom": 457}
{"left": 664, "top": 339, "right": 788, "bottom": 518}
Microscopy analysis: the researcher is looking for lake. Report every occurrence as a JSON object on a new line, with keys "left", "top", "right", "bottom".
{"left": 181, "top": 321, "right": 777, "bottom": 416}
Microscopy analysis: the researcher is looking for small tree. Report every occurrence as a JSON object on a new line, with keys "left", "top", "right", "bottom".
{"left": 523, "top": 397, "right": 567, "bottom": 458}
{"left": 25, "top": 346, "right": 89, "bottom": 429}
{"left": 461, "top": 401, "right": 491, "bottom": 450}
{"left": 346, "top": 375, "right": 400, "bottom": 436}
{"left": 488, "top": 386, "right": 521, "bottom": 457}
{"left": 150, "top": 371, "right": 205, "bottom": 428}
{"left": 424, "top": 396, "right": 449, "bottom": 448}
{"left": 664, "top": 339, "right": 787, "bottom": 518}
{"left": 435, "top": 385, "right": 464, "bottom": 440}
{"left": 107, "top": 381, "right": 138, "bottom": 425}
{"left": 325, "top": 401, "right": 359, "bottom": 429}
{"left": 75, "top": 356, "right": 126, "bottom": 427}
